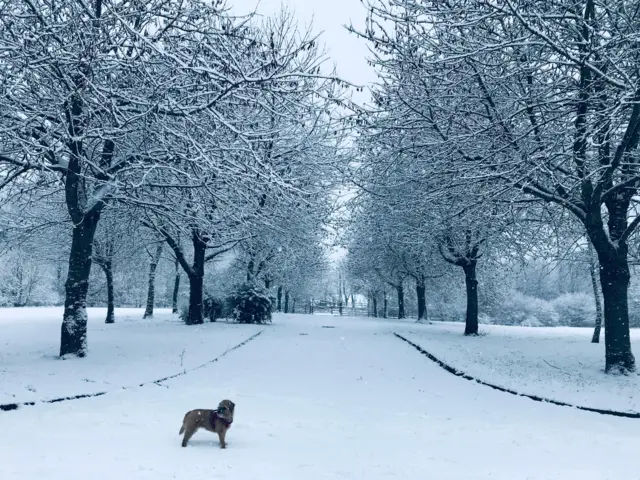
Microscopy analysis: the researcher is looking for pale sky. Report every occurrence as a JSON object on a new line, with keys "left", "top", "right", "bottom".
{"left": 229, "top": 0, "right": 376, "bottom": 98}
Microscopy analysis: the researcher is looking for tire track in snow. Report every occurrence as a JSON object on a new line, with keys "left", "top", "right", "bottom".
{"left": 0, "top": 330, "right": 264, "bottom": 412}
{"left": 394, "top": 332, "right": 640, "bottom": 419}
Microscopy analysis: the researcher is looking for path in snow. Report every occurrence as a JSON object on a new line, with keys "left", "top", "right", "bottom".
{"left": 1, "top": 314, "right": 638, "bottom": 480}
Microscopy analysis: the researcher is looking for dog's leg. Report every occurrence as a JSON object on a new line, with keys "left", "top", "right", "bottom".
{"left": 217, "top": 429, "right": 227, "bottom": 449}
{"left": 181, "top": 425, "right": 197, "bottom": 447}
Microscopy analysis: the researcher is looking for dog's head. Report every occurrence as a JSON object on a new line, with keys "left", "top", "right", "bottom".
{"left": 217, "top": 399, "right": 235, "bottom": 421}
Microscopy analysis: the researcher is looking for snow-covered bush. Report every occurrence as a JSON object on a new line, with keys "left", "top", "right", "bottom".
{"left": 498, "top": 290, "right": 559, "bottom": 327}
{"left": 229, "top": 283, "right": 272, "bottom": 324}
{"left": 433, "top": 299, "right": 465, "bottom": 322}
{"left": 0, "top": 251, "right": 60, "bottom": 306}
{"left": 203, "top": 297, "right": 224, "bottom": 322}
{"left": 551, "top": 293, "right": 595, "bottom": 327}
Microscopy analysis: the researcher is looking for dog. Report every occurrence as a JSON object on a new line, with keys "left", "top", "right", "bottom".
{"left": 179, "top": 399, "right": 235, "bottom": 448}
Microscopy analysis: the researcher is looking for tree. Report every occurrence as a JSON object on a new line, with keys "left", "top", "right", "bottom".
{"left": 438, "top": 228, "right": 484, "bottom": 336}
{"left": 0, "top": 0, "right": 272, "bottom": 356}
{"left": 93, "top": 233, "right": 116, "bottom": 324}
{"left": 357, "top": 0, "right": 640, "bottom": 373}
{"left": 142, "top": 243, "right": 163, "bottom": 319}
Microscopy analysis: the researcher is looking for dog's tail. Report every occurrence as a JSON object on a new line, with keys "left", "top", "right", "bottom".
{"left": 179, "top": 413, "right": 187, "bottom": 435}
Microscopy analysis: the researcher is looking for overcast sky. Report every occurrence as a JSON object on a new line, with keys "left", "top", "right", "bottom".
{"left": 230, "top": 0, "right": 376, "bottom": 96}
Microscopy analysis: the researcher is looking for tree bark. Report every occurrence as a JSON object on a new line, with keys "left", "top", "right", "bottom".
{"left": 60, "top": 212, "right": 100, "bottom": 357}
{"left": 396, "top": 283, "right": 405, "bottom": 319}
{"left": 416, "top": 278, "right": 427, "bottom": 322}
{"left": 277, "top": 286, "right": 283, "bottom": 312}
{"left": 265, "top": 277, "right": 271, "bottom": 290}
{"left": 372, "top": 295, "right": 378, "bottom": 317}
{"left": 186, "top": 273, "right": 204, "bottom": 325}
{"left": 143, "top": 244, "right": 163, "bottom": 319}
{"left": 589, "top": 242, "right": 603, "bottom": 343}
{"left": 246, "top": 259, "right": 254, "bottom": 282}
{"left": 172, "top": 262, "right": 180, "bottom": 314}
{"left": 350, "top": 289, "right": 355, "bottom": 314}
{"left": 185, "top": 233, "right": 206, "bottom": 325}
{"left": 598, "top": 257, "right": 635, "bottom": 373}
{"left": 102, "top": 261, "right": 115, "bottom": 324}
{"left": 383, "top": 291, "right": 388, "bottom": 318}
{"left": 284, "top": 291, "right": 290, "bottom": 313}
{"left": 462, "top": 262, "right": 479, "bottom": 335}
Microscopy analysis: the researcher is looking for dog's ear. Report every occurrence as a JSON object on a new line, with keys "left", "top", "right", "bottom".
{"left": 229, "top": 401, "right": 235, "bottom": 411}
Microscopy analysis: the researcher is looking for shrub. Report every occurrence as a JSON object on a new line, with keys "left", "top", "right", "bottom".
{"left": 498, "top": 290, "right": 559, "bottom": 326}
{"left": 551, "top": 292, "right": 595, "bottom": 327}
{"left": 229, "top": 283, "right": 272, "bottom": 325}
{"left": 203, "top": 297, "right": 224, "bottom": 322}
{"left": 178, "top": 302, "right": 189, "bottom": 323}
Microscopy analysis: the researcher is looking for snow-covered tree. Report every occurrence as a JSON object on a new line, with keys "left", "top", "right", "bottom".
{"left": 352, "top": 0, "right": 640, "bottom": 373}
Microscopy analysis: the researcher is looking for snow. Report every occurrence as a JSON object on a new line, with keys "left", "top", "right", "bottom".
{"left": 0, "top": 307, "right": 262, "bottom": 404}
{"left": 1, "top": 310, "right": 639, "bottom": 479}
{"left": 399, "top": 321, "right": 640, "bottom": 414}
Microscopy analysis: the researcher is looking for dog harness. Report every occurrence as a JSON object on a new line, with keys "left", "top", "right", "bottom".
{"left": 210, "top": 410, "right": 232, "bottom": 430}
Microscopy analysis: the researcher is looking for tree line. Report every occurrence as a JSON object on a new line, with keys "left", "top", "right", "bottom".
{"left": 0, "top": 0, "right": 346, "bottom": 357}
{"left": 343, "top": 0, "right": 640, "bottom": 375}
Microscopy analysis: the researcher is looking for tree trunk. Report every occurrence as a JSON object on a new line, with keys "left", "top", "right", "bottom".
{"left": 373, "top": 295, "right": 378, "bottom": 317}
{"left": 246, "top": 259, "right": 254, "bottom": 282}
{"left": 599, "top": 258, "right": 635, "bottom": 373}
{"left": 350, "top": 289, "right": 355, "bottom": 314}
{"left": 396, "top": 283, "right": 405, "bottom": 319}
{"left": 589, "top": 243, "right": 603, "bottom": 343}
{"left": 60, "top": 212, "right": 100, "bottom": 357}
{"left": 172, "top": 271, "right": 180, "bottom": 314}
{"left": 277, "top": 286, "right": 283, "bottom": 312}
{"left": 416, "top": 279, "right": 427, "bottom": 322}
{"left": 292, "top": 299, "right": 296, "bottom": 314}
{"left": 103, "top": 261, "right": 115, "bottom": 324}
{"left": 462, "top": 262, "right": 479, "bottom": 335}
{"left": 185, "top": 234, "right": 206, "bottom": 325}
{"left": 143, "top": 244, "right": 163, "bottom": 319}
{"left": 383, "top": 291, "right": 388, "bottom": 318}
{"left": 186, "top": 273, "right": 204, "bottom": 325}
{"left": 284, "top": 291, "right": 290, "bottom": 313}
{"left": 265, "top": 277, "right": 271, "bottom": 290}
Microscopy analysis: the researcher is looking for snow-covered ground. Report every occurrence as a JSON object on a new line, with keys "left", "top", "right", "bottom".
{"left": 398, "top": 321, "right": 640, "bottom": 413}
{"left": 1, "top": 310, "right": 639, "bottom": 479}
{"left": 0, "top": 307, "right": 262, "bottom": 404}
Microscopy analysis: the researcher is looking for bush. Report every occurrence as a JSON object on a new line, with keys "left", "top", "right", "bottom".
{"left": 229, "top": 283, "right": 272, "bottom": 324}
{"left": 178, "top": 302, "right": 189, "bottom": 323}
{"left": 551, "top": 292, "right": 595, "bottom": 327}
{"left": 203, "top": 297, "right": 224, "bottom": 322}
{"left": 498, "top": 290, "right": 559, "bottom": 327}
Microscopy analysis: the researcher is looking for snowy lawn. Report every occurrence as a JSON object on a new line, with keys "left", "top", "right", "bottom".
{"left": 399, "top": 321, "right": 640, "bottom": 413}
{"left": 1, "top": 313, "right": 639, "bottom": 479}
{"left": 0, "top": 307, "right": 263, "bottom": 405}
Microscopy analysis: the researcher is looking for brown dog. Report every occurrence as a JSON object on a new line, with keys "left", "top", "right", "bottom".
{"left": 179, "top": 399, "right": 235, "bottom": 448}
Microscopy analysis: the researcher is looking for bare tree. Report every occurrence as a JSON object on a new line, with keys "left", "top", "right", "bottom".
{"left": 93, "top": 234, "right": 116, "bottom": 324}
{"left": 142, "top": 243, "right": 163, "bottom": 319}
{"left": 589, "top": 241, "right": 605, "bottom": 343}
{"left": 355, "top": 0, "right": 640, "bottom": 373}
{"left": 0, "top": 0, "right": 279, "bottom": 356}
